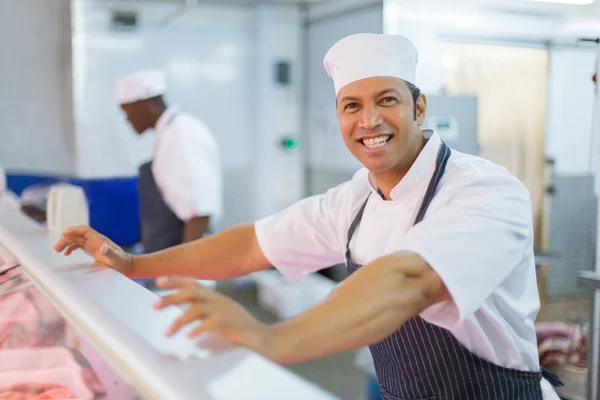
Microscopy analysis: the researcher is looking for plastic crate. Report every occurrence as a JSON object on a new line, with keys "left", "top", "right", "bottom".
{"left": 252, "top": 271, "right": 336, "bottom": 320}
{"left": 553, "top": 365, "right": 586, "bottom": 400}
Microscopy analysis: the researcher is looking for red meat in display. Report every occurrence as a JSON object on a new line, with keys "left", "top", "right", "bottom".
{"left": 0, "top": 385, "right": 76, "bottom": 400}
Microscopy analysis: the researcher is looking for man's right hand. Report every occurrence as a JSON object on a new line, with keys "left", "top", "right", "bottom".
{"left": 53, "top": 226, "right": 133, "bottom": 275}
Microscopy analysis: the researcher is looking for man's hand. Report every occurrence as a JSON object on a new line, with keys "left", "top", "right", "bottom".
{"left": 53, "top": 226, "right": 133, "bottom": 275}
{"left": 154, "top": 277, "right": 279, "bottom": 359}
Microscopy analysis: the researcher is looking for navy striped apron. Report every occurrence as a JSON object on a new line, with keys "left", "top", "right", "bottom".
{"left": 345, "top": 142, "right": 563, "bottom": 400}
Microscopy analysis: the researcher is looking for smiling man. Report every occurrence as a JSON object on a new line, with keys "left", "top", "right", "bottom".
{"left": 55, "top": 34, "right": 563, "bottom": 399}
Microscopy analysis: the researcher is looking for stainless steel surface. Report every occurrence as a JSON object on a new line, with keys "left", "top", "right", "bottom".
{"left": 578, "top": 271, "right": 600, "bottom": 291}
{"left": 534, "top": 251, "right": 561, "bottom": 265}
{"left": 577, "top": 271, "right": 600, "bottom": 400}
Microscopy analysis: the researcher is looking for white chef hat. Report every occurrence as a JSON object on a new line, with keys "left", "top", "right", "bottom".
{"left": 323, "top": 33, "right": 418, "bottom": 96}
{"left": 115, "top": 69, "right": 167, "bottom": 105}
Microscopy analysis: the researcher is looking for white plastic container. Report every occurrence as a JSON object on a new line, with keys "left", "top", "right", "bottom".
{"left": 46, "top": 184, "right": 89, "bottom": 234}
{"left": 252, "top": 270, "right": 337, "bottom": 320}
{"left": 0, "top": 165, "right": 6, "bottom": 195}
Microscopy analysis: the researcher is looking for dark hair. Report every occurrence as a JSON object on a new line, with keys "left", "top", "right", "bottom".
{"left": 405, "top": 81, "right": 421, "bottom": 120}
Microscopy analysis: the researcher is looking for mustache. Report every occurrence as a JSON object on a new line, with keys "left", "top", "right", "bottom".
{"left": 355, "top": 125, "right": 394, "bottom": 136}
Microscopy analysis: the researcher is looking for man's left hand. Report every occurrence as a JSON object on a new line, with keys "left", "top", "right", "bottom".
{"left": 154, "top": 277, "right": 279, "bottom": 360}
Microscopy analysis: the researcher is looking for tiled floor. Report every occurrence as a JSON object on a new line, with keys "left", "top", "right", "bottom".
{"left": 220, "top": 283, "right": 366, "bottom": 400}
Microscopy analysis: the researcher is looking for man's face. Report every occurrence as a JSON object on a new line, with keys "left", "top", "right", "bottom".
{"left": 121, "top": 102, "right": 149, "bottom": 135}
{"left": 336, "top": 77, "right": 426, "bottom": 174}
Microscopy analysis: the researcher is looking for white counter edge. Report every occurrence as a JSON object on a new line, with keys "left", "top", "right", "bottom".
{"left": 0, "top": 194, "right": 339, "bottom": 400}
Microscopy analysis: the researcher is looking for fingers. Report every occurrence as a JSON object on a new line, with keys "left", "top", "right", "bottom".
{"left": 187, "top": 318, "right": 217, "bottom": 339}
{"left": 153, "top": 277, "right": 230, "bottom": 338}
{"left": 156, "top": 276, "right": 199, "bottom": 290}
{"left": 53, "top": 236, "right": 86, "bottom": 252}
{"left": 53, "top": 238, "right": 69, "bottom": 252}
{"left": 62, "top": 225, "right": 90, "bottom": 237}
{"left": 154, "top": 279, "right": 220, "bottom": 309}
{"left": 54, "top": 226, "right": 91, "bottom": 253}
{"left": 64, "top": 244, "right": 81, "bottom": 256}
{"left": 156, "top": 277, "right": 222, "bottom": 297}
{"left": 165, "top": 304, "right": 212, "bottom": 337}
{"left": 153, "top": 290, "right": 203, "bottom": 310}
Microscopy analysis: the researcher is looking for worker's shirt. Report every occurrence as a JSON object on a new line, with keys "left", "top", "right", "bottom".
{"left": 151, "top": 106, "right": 223, "bottom": 224}
{"left": 255, "top": 131, "right": 541, "bottom": 373}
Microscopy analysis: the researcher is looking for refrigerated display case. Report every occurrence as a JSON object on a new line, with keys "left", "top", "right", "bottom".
{"left": 0, "top": 187, "right": 338, "bottom": 400}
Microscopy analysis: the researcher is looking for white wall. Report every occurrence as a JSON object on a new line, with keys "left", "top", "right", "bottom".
{"left": 252, "top": 5, "right": 306, "bottom": 219}
{"left": 383, "top": 1, "right": 561, "bottom": 93}
{"left": 545, "top": 47, "right": 597, "bottom": 175}
{"left": 72, "top": 0, "right": 254, "bottom": 177}
{"left": 305, "top": 2, "right": 384, "bottom": 172}
{"left": 72, "top": 0, "right": 305, "bottom": 227}
{"left": 384, "top": 0, "right": 599, "bottom": 176}
{"left": 0, "top": 0, "right": 75, "bottom": 175}
{"left": 307, "top": 0, "right": 382, "bottom": 21}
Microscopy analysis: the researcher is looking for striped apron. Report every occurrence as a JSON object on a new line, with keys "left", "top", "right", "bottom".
{"left": 136, "top": 112, "right": 184, "bottom": 290}
{"left": 345, "top": 142, "right": 564, "bottom": 399}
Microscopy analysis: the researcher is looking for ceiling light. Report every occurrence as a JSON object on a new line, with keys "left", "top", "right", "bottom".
{"left": 523, "top": 0, "right": 594, "bottom": 5}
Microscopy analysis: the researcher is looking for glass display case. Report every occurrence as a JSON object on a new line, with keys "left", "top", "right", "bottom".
{"left": 0, "top": 190, "right": 338, "bottom": 400}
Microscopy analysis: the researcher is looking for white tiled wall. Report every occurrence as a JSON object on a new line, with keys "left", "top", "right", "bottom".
{"left": 252, "top": 4, "right": 306, "bottom": 219}
{"left": 1, "top": 0, "right": 306, "bottom": 229}
{"left": 545, "top": 47, "right": 597, "bottom": 176}
{"left": 305, "top": 2, "right": 383, "bottom": 173}
{"left": 71, "top": 1, "right": 306, "bottom": 228}
{"left": 547, "top": 175, "right": 597, "bottom": 299}
{"left": 72, "top": 0, "right": 255, "bottom": 178}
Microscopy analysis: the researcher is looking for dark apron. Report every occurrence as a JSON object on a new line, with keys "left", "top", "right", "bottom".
{"left": 345, "top": 142, "right": 563, "bottom": 400}
{"left": 135, "top": 112, "right": 184, "bottom": 289}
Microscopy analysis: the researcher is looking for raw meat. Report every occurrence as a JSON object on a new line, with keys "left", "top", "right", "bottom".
{"left": 536, "top": 321, "right": 588, "bottom": 369}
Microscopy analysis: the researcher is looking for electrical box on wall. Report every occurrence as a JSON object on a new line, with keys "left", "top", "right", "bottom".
{"left": 427, "top": 116, "right": 459, "bottom": 141}
{"left": 111, "top": 10, "right": 138, "bottom": 31}
{"left": 275, "top": 61, "right": 291, "bottom": 85}
{"left": 425, "top": 95, "right": 478, "bottom": 156}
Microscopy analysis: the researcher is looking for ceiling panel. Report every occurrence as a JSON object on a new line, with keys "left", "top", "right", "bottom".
{"left": 415, "top": 0, "right": 600, "bottom": 18}
{"left": 89, "top": 0, "right": 328, "bottom": 4}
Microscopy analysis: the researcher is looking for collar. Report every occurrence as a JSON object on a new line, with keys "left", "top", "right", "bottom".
{"left": 366, "top": 129, "right": 442, "bottom": 202}
{"left": 154, "top": 105, "right": 180, "bottom": 133}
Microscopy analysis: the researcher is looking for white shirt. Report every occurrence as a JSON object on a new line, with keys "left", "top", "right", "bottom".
{"left": 151, "top": 106, "right": 223, "bottom": 224}
{"left": 255, "top": 132, "right": 558, "bottom": 398}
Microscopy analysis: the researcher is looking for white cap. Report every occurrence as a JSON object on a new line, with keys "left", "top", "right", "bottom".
{"left": 323, "top": 33, "right": 418, "bottom": 96}
{"left": 115, "top": 69, "right": 166, "bottom": 105}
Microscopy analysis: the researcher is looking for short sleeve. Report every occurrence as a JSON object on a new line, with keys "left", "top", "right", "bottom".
{"left": 154, "top": 119, "right": 222, "bottom": 223}
{"left": 255, "top": 181, "right": 359, "bottom": 282}
{"left": 397, "top": 168, "right": 533, "bottom": 329}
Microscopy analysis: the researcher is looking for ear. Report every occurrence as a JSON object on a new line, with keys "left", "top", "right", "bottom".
{"left": 416, "top": 94, "right": 427, "bottom": 126}
{"left": 415, "top": 93, "right": 427, "bottom": 126}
